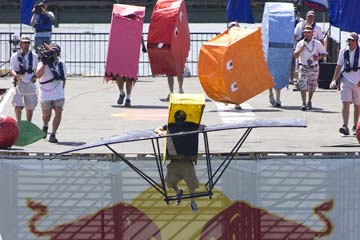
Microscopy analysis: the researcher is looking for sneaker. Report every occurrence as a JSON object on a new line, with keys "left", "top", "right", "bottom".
{"left": 300, "top": 104, "right": 307, "bottom": 111}
{"left": 125, "top": 99, "right": 131, "bottom": 107}
{"left": 307, "top": 101, "right": 312, "bottom": 110}
{"left": 176, "top": 189, "right": 183, "bottom": 205}
{"left": 190, "top": 201, "right": 198, "bottom": 213}
{"left": 339, "top": 125, "right": 350, "bottom": 136}
{"left": 275, "top": 100, "right": 281, "bottom": 107}
{"left": 165, "top": 93, "right": 171, "bottom": 101}
{"left": 49, "top": 134, "right": 58, "bottom": 143}
{"left": 117, "top": 93, "right": 125, "bottom": 105}
{"left": 234, "top": 105, "right": 242, "bottom": 110}
{"left": 269, "top": 95, "right": 275, "bottom": 106}
{"left": 42, "top": 126, "right": 48, "bottom": 139}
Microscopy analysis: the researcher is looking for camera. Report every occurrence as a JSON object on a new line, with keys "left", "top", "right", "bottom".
{"left": 37, "top": 43, "right": 58, "bottom": 65}
{"left": 33, "top": 3, "right": 44, "bottom": 14}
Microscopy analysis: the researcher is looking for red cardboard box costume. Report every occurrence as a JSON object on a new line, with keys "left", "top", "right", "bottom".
{"left": 147, "top": 0, "right": 190, "bottom": 77}
{"left": 105, "top": 4, "right": 145, "bottom": 81}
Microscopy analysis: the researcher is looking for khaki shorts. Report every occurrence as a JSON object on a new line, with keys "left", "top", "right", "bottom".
{"left": 12, "top": 82, "right": 38, "bottom": 110}
{"left": 165, "top": 160, "right": 199, "bottom": 191}
{"left": 40, "top": 98, "right": 65, "bottom": 112}
{"left": 340, "top": 79, "right": 360, "bottom": 105}
{"left": 298, "top": 65, "right": 319, "bottom": 91}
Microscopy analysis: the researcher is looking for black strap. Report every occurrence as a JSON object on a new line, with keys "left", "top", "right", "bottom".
{"left": 344, "top": 46, "right": 359, "bottom": 73}
{"left": 16, "top": 51, "right": 33, "bottom": 74}
{"left": 40, "top": 62, "right": 65, "bottom": 85}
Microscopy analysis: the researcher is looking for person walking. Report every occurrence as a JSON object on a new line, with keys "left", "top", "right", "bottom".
{"left": 330, "top": 32, "right": 360, "bottom": 135}
{"left": 35, "top": 43, "right": 66, "bottom": 143}
{"left": 31, "top": 0, "right": 56, "bottom": 52}
{"left": 294, "top": 25, "right": 327, "bottom": 111}
{"left": 166, "top": 75, "right": 184, "bottom": 101}
{"left": 9, "top": 36, "right": 38, "bottom": 122}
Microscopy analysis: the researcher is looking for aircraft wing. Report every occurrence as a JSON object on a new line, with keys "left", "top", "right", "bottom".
{"left": 204, "top": 118, "right": 307, "bottom": 132}
{"left": 58, "top": 118, "right": 306, "bottom": 155}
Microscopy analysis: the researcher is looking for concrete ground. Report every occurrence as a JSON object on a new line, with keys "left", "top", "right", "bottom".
{"left": 0, "top": 76, "right": 359, "bottom": 156}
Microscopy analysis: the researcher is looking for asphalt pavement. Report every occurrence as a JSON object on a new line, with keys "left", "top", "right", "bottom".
{"left": 0, "top": 76, "right": 359, "bottom": 156}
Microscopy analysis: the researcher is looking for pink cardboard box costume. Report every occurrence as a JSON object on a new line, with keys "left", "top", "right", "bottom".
{"left": 147, "top": 0, "right": 190, "bottom": 77}
{"left": 105, "top": 4, "right": 145, "bottom": 81}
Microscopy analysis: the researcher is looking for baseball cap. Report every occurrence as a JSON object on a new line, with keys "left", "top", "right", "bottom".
{"left": 347, "top": 32, "right": 359, "bottom": 41}
{"left": 303, "top": 25, "right": 313, "bottom": 32}
{"left": 306, "top": 10, "right": 315, "bottom": 17}
{"left": 20, "top": 36, "right": 31, "bottom": 43}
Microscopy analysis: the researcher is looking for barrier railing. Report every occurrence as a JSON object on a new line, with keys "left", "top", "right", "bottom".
{"left": 0, "top": 32, "right": 218, "bottom": 77}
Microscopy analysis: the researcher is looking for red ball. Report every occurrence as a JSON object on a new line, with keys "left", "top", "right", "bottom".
{"left": 0, "top": 115, "right": 19, "bottom": 149}
{"left": 356, "top": 122, "right": 360, "bottom": 143}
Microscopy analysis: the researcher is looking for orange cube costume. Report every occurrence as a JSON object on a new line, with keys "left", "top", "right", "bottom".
{"left": 147, "top": 0, "right": 190, "bottom": 77}
{"left": 198, "top": 26, "right": 274, "bottom": 104}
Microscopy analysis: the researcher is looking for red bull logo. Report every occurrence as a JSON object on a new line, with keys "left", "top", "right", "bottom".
{"left": 27, "top": 191, "right": 334, "bottom": 239}
{"left": 27, "top": 198, "right": 162, "bottom": 240}
{"left": 200, "top": 199, "right": 334, "bottom": 240}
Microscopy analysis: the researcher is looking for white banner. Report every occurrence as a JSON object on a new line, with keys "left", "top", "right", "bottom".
{"left": 0, "top": 157, "right": 359, "bottom": 240}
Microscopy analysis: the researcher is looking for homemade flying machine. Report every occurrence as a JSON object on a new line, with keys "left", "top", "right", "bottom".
{"left": 59, "top": 118, "right": 307, "bottom": 204}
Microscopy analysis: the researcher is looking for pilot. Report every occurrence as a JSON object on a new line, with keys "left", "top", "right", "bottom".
{"left": 155, "top": 110, "right": 202, "bottom": 212}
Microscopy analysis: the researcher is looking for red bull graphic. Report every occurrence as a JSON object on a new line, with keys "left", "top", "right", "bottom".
{"left": 27, "top": 198, "right": 162, "bottom": 240}
{"left": 200, "top": 199, "right": 334, "bottom": 240}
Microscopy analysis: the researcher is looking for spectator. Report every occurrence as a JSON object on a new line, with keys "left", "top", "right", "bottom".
{"left": 290, "top": 7, "right": 304, "bottom": 85}
{"left": 35, "top": 43, "right": 66, "bottom": 143}
{"left": 294, "top": 10, "right": 324, "bottom": 44}
{"left": 9, "top": 36, "right": 38, "bottom": 122}
{"left": 330, "top": 32, "right": 360, "bottom": 135}
{"left": 31, "top": 0, "right": 55, "bottom": 53}
{"left": 293, "top": 25, "right": 327, "bottom": 111}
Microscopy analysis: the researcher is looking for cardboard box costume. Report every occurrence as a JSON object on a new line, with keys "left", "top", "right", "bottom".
{"left": 105, "top": 4, "right": 145, "bottom": 81}
{"left": 198, "top": 27, "right": 274, "bottom": 105}
{"left": 147, "top": 0, "right": 190, "bottom": 77}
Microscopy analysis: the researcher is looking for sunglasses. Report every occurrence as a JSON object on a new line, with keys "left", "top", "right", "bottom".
{"left": 21, "top": 42, "right": 30, "bottom": 44}
{"left": 347, "top": 39, "right": 356, "bottom": 42}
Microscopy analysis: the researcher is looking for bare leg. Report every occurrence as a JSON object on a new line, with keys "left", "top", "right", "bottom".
{"left": 42, "top": 109, "right": 52, "bottom": 128}
{"left": 353, "top": 104, "right": 360, "bottom": 129}
{"left": 116, "top": 77, "right": 125, "bottom": 93}
{"left": 52, "top": 107, "right": 62, "bottom": 135}
{"left": 301, "top": 91, "right": 307, "bottom": 104}
{"left": 342, "top": 102, "right": 351, "bottom": 126}
{"left": 125, "top": 79, "right": 133, "bottom": 99}
{"left": 15, "top": 106, "right": 22, "bottom": 122}
{"left": 177, "top": 75, "right": 184, "bottom": 93}
{"left": 275, "top": 89, "right": 281, "bottom": 102}
{"left": 26, "top": 110, "right": 33, "bottom": 122}
{"left": 308, "top": 90, "right": 314, "bottom": 103}
{"left": 167, "top": 76, "right": 174, "bottom": 93}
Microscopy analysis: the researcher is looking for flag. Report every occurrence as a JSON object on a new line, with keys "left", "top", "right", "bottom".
{"left": 329, "top": 0, "right": 360, "bottom": 33}
{"left": 21, "top": 0, "right": 36, "bottom": 25}
{"left": 294, "top": 0, "right": 328, "bottom": 11}
{"left": 226, "top": 0, "right": 254, "bottom": 24}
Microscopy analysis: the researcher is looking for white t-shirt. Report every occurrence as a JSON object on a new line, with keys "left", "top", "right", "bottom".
{"left": 10, "top": 50, "right": 38, "bottom": 83}
{"left": 295, "top": 38, "right": 327, "bottom": 66}
{"left": 294, "top": 22, "right": 324, "bottom": 42}
{"left": 37, "top": 60, "right": 67, "bottom": 101}
{"left": 337, "top": 46, "right": 360, "bottom": 84}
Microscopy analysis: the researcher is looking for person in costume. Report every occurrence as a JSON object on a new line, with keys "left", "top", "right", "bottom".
{"left": 35, "top": 43, "right": 67, "bottom": 143}
{"left": 9, "top": 36, "right": 38, "bottom": 122}
{"left": 330, "top": 32, "right": 360, "bottom": 135}
{"left": 294, "top": 25, "right": 327, "bottom": 111}
{"left": 155, "top": 110, "right": 201, "bottom": 212}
